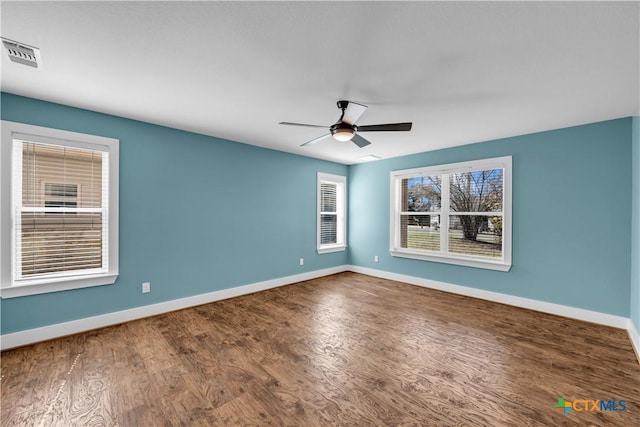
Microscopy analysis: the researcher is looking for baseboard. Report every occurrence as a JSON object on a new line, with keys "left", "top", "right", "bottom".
{"left": 348, "top": 265, "right": 630, "bottom": 329}
{"left": 628, "top": 320, "right": 640, "bottom": 364}
{"left": 0, "top": 265, "right": 349, "bottom": 350}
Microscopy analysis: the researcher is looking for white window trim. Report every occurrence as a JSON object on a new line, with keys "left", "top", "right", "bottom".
{"left": 317, "top": 172, "right": 347, "bottom": 254}
{"left": 389, "top": 156, "right": 512, "bottom": 271}
{"left": 0, "top": 120, "right": 119, "bottom": 298}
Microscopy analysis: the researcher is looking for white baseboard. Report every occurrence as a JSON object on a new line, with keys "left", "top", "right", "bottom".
{"left": 0, "top": 265, "right": 349, "bottom": 350}
{"left": 628, "top": 320, "right": 640, "bottom": 363}
{"left": 348, "top": 265, "right": 630, "bottom": 329}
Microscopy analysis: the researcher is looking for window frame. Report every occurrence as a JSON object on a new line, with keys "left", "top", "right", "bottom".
{"left": 317, "top": 172, "right": 347, "bottom": 254}
{"left": 1, "top": 120, "right": 119, "bottom": 298}
{"left": 390, "top": 156, "right": 512, "bottom": 271}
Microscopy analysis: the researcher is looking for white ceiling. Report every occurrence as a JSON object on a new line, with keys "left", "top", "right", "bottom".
{"left": 1, "top": 1, "right": 638, "bottom": 165}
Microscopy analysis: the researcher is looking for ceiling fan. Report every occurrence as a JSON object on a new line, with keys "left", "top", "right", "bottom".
{"left": 279, "top": 100, "right": 412, "bottom": 148}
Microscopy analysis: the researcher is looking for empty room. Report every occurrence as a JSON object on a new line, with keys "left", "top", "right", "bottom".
{"left": 1, "top": 1, "right": 639, "bottom": 426}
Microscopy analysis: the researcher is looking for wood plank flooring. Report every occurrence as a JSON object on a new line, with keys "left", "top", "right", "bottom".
{"left": 1, "top": 272, "right": 639, "bottom": 426}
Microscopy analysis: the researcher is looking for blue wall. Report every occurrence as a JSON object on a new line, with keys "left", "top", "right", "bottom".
{"left": 349, "top": 119, "right": 632, "bottom": 317}
{"left": 0, "top": 93, "right": 348, "bottom": 334}
{"left": 631, "top": 116, "right": 640, "bottom": 331}
{"left": 1, "top": 93, "right": 636, "bottom": 336}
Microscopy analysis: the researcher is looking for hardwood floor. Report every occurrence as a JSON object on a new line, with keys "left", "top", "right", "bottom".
{"left": 1, "top": 272, "right": 639, "bottom": 426}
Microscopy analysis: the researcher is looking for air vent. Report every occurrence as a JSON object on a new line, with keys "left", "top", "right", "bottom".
{"left": 2, "top": 38, "right": 41, "bottom": 68}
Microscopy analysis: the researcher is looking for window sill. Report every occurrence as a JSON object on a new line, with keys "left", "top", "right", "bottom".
{"left": 390, "top": 250, "right": 511, "bottom": 272}
{"left": 317, "top": 245, "right": 347, "bottom": 255}
{"left": 0, "top": 273, "right": 118, "bottom": 298}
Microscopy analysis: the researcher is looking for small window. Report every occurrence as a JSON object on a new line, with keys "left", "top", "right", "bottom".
{"left": 390, "top": 156, "right": 512, "bottom": 271}
{"left": 1, "top": 121, "right": 119, "bottom": 298}
{"left": 317, "top": 172, "right": 346, "bottom": 254}
{"left": 44, "top": 183, "right": 78, "bottom": 212}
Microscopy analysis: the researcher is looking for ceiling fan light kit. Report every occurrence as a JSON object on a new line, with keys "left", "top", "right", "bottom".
{"left": 279, "top": 100, "right": 412, "bottom": 148}
{"left": 330, "top": 123, "right": 356, "bottom": 141}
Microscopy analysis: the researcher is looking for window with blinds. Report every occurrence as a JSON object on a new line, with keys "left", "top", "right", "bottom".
{"left": 390, "top": 156, "right": 512, "bottom": 271}
{"left": 15, "top": 141, "right": 108, "bottom": 278}
{"left": 1, "top": 120, "right": 119, "bottom": 298}
{"left": 320, "top": 182, "right": 338, "bottom": 245}
{"left": 317, "top": 172, "right": 346, "bottom": 254}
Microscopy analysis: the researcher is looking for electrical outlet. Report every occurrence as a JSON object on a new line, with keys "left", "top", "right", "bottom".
{"left": 299, "top": 258, "right": 304, "bottom": 266}
{"left": 142, "top": 282, "right": 150, "bottom": 293}
{"left": 374, "top": 255, "right": 379, "bottom": 263}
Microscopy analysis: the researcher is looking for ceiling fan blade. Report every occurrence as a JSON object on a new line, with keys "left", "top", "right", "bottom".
{"left": 351, "top": 133, "right": 371, "bottom": 148}
{"left": 357, "top": 122, "right": 412, "bottom": 132}
{"left": 342, "top": 101, "right": 368, "bottom": 125}
{"left": 279, "top": 122, "right": 328, "bottom": 129}
{"left": 301, "top": 134, "right": 331, "bottom": 147}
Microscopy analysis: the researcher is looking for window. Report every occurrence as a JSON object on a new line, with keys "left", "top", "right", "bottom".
{"left": 390, "top": 156, "right": 511, "bottom": 271}
{"left": 44, "top": 183, "right": 78, "bottom": 210}
{"left": 317, "top": 172, "right": 346, "bottom": 254}
{"left": 1, "top": 121, "right": 119, "bottom": 298}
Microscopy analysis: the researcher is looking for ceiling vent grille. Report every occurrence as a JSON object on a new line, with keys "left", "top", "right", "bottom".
{"left": 2, "top": 38, "right": 41, "bottom": 68}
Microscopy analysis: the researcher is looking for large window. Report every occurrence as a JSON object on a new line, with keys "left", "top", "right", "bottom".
{"left": 317, "top": 172, "right": 346, "bottom": 254}
{"left": 1, "top": 121, "right": 119, "bottom": 297}
{"left": 390, "top": 156, "right": 511, "bottom": 271}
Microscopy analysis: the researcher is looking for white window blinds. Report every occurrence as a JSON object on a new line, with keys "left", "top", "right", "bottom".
{"left": 320, "top": 182, "right": 338, "bottom": 245}
{"left": 12, "top": 138, "right": 109, "bottom": 280}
